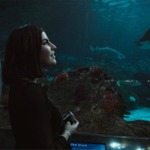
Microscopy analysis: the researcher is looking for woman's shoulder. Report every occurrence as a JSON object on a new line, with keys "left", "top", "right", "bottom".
{"left": 11, "top": 80, "right": 47, "bottom": 103}
{"left": 25, "top": 82, "right": 47, "bottom": 102}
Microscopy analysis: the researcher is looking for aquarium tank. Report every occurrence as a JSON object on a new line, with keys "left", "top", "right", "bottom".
{"left": 0, "top": 0, "right": 150, "bottom": 149}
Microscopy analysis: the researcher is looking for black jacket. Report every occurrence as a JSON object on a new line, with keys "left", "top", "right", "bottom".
{"left": 8, "top": 79, "right": 71, "bottom": 149}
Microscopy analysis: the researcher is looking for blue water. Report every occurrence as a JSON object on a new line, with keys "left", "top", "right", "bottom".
{"left": 0, "top": 0, "right": 150, "bottom": 122}
{"left": 124, "top": 107, "right": 150, "bottom": 122}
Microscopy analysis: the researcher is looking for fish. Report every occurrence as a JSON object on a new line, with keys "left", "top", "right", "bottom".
{"left": 90, "top": 46, "right": 126, "bottom": 60}
{"left": 136, "top": 28, "right": 150, "bottom": 50}
{"left": 115, "top": 80, "right": 139, "bottom": 104}
{"left": 116, "top": 80, "right": 142, "bottom": 87}
{"left": 133, "top": 72, "right": 150, "bottom": 88}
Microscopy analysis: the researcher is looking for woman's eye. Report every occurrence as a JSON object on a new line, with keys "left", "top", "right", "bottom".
{"left": 43, "top": 40, "right": 49, "bottom": 45}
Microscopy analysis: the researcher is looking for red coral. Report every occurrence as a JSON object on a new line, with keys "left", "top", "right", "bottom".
{"left": 88, "top": 67, "right": 112, "bottom": 84}
{"left": 102, "top": 89, "right": 118, "bottom": 114}
{"left": 103, "top": 90, "right": 117, "bottom": 100}
{"left": 89, "top": 68, "right": 104, "bottom": 78}
{"left": 74, "top": 83, "right": 88, "bottom": 106}
{"left": 102, "top": 98, "right": 116, "bottom": 113}
{"left": 53, "top": 73, "right": 69, "bottom": 85}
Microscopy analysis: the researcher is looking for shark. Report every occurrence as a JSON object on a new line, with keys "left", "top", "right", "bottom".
{"left": 133, "top": 72, "right": 150, "bottom": 88}
{"left": 90, "top": 46, "right": 126, "bottom": 60}
{"left": 136, "top": 28, "right": 150, "bottom": 50}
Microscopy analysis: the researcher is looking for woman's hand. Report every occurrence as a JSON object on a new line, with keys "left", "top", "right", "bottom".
{"left": 60, "top": 119, "right": 79, "bottom": 141}
{"left": 64, "top": 118, "right": 79, "bottom": 135}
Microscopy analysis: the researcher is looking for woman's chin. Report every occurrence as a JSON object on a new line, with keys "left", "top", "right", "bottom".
{"left": 52, "top": 59, "right": 57, "bottom": 65}
{"left": 42, "top": 60, "right": 57, "bottom": 68}
{"left": 49, "top": 59, "right": 57, "bottom": 65}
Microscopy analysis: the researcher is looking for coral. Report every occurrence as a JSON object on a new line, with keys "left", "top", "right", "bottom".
{"left": 74, "top": 83, "right": 88, "bottom": 106}
{"left": 53, "top": 72, "right": 69, "bottom": 85}
{"left": 88, "top": 67, "right": 112, "bottom": 84}
{"left": 48, "top": 66, "right": 126, "bottom": 118}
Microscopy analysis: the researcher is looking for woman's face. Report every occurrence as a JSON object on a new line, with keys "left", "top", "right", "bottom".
{"left": 40, "top": 31, "right": 57, "bottom": 67}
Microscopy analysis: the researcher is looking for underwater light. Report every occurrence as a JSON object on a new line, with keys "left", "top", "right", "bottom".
{"left": 135, "top": 148, "right": 145, "bottom": 150}
{"left": 109, "top": 142, "right": 122, "bottom": 149}
{"left": 109, "top": 142, "right": 120, "bottom": 148}
{"left": 109, "top": 141, "right": 127, "bottom": 149}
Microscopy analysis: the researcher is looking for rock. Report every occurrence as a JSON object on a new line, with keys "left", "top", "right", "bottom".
{"left": 46, "top": 66, "right": 150, "bottom": 137}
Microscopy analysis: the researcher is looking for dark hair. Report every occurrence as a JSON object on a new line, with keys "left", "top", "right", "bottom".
{"left": 2, "top": 24, "right": 45, "bottom": 85}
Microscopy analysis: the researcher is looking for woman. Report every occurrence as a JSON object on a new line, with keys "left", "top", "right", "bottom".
{"left": 2, "top": 24, "right": 79, "bottom": 149}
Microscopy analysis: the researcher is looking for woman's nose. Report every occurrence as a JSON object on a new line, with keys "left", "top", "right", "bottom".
{"left": 49, "top": 42, "right": 57, "bottom": 50}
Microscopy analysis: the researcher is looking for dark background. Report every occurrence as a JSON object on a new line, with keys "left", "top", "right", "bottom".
{"left": 0, "top": 0, "right": 150, "bottom": 58}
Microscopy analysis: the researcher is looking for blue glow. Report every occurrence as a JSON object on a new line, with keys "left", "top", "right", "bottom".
{"left": 124, "top": 107, "right": 150, "bottom": 121}
{"left": 129, "top": 96, "right": 136, "bottom": 102}
{"left": 101, "top": 0, "right": 136, "bottom": 7}
{"left": 70, "top": 142, "right": 106, "bottom": 150}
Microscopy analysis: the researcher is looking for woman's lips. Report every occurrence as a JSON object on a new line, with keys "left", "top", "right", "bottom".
{"left": 50, "top": 54, "right": 55, "bottom": 58}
